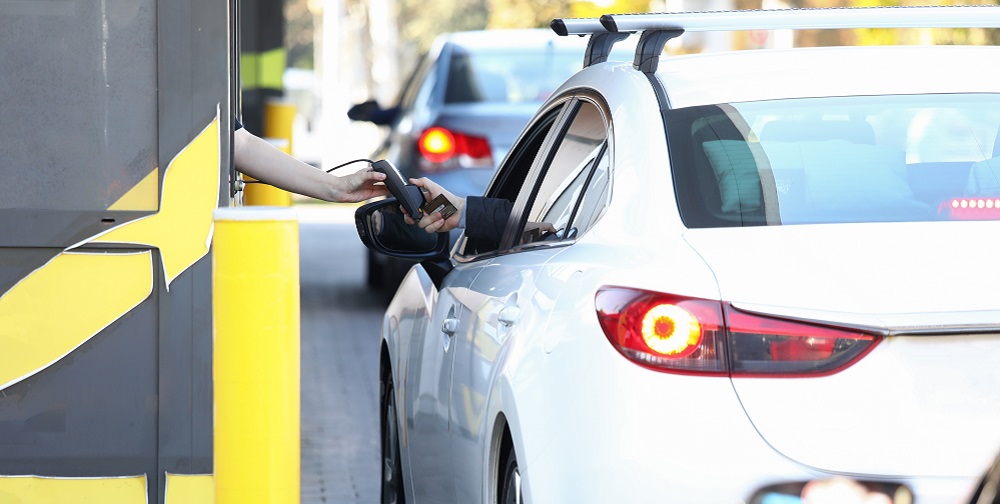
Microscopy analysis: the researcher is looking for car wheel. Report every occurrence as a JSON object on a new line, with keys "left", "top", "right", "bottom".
{"left": 499, "top": 448, "right": 522, "bottom": 504}
{"left": 381, "top": 376, "right": 405, "bottom": 504}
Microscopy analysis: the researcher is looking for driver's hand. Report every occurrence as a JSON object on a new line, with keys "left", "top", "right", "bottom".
{"left": 404, "top": 177, "right": 464, "bottom": 234}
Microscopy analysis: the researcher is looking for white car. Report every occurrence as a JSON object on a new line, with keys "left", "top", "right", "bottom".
{"left": 355, "top": 7, "right": 1000, "bottom": 503}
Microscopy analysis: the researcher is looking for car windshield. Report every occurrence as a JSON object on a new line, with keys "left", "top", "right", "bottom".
{"left": 445, "top": 44, "right": 581, "bottom": 105}
{"left": 667, "top": 93, "right": 1000, "bottom": 227}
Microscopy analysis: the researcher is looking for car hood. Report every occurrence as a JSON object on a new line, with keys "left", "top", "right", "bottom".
{"left": 684, "top": 221, "right": 1000, "bottom": 478}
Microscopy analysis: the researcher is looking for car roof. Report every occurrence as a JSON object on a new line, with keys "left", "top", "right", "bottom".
{"left": 653, "top": 44, "right": 1000, "bottom": 109}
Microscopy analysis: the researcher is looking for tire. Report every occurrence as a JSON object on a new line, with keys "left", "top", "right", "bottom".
{"left": 499, "top": 448, "right": 522, "bottom": 504}
{"left": 381, "top": 376, "right": 405, "bottom": 504}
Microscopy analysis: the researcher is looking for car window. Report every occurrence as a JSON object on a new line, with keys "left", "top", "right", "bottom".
{"left": 668, "top": 94, "right": 1000, "bottom": 227}
{"left": 456, "top": 104, "right": 568, "bottom": 257}
{"left": 569, "top": 148, "right": 611, "bottom": 236}
{"left": 444, "top": 44, "right": 582, "bottom": 105}
{"left": 410, "top": 63, "right": 440, "bottom": 125}
{"left": 398, "top": 53, "right": 432, "bottom": 112}
{"left": 516, "top": 100, "right": 610, "bottom": 246}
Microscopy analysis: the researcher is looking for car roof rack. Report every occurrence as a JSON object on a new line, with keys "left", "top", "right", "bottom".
{"left": 552, "top": 5, "right": 1000, "bottom": 73}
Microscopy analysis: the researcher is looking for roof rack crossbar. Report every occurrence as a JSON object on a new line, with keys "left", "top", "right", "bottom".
{"left": 600, "top": 6, "right": 1000, "bottom": 33}
{"left": 552, "top": 6, "right": 1000, "bottom": 72}
{"left": 550, "top": 18, "right": 610, "bottom": 37}
{"left": 584, "top": 31, "right": 633, "bottom": 67}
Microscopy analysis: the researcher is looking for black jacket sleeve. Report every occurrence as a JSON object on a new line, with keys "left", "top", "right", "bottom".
{"left": 464, "top": 196, "right": 513, "bottom": 243}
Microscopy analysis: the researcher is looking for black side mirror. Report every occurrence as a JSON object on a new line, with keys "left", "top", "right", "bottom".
{"left": 347, "top": 100, "right": 400, "bottom": 126}
{"left": 355, "top": 198, "right": 449, "bottom": 259}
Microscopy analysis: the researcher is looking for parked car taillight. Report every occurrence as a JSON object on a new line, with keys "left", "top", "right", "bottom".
{"left": 595, "top": 287, "right": 880, "bottom": 377}
{"left": 418, "top": 126, "right": 492, "bottom": 171}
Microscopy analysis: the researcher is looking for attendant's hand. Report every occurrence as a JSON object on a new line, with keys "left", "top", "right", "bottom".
{"left": 329, "top": 166, "right": 390, "bottom": 203}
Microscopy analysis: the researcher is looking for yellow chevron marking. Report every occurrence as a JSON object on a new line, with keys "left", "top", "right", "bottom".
{"left": 108, "top": 167, "right": 160, "bottom": 211}
{"left": 0, "top": 474, "right": 146, "bottom": 502}
{"left": 0, "top": 112, "right": 220, "bottom": 391}
{"left": 165, "top": 473, "right": 214, "bottom": 504}
{"left": 93, "top": 116, "right": 220, "bottom": 286}
{"left": 0, "top": 251, "right": 153, "bottom": 390}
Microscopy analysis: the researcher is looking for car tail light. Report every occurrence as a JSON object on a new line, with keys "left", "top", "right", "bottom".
{"left": 418, "top": 127, "right": 492, "bottom": 171}
{"left": 596, "top": 288, "right": 727, "bottom": 376}
{"left": 726, "top": 306, "right": 879, "bottom": 377}
{"left": 595, "top": 287, "right": 880, "bottom": 377}
{"left": 938, "top": 198, "right": 1000, "bottom": 220}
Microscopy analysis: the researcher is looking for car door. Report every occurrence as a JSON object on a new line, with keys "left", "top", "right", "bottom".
{"left": 403, "top": 257, "right": 484, "bottom": 504}
{"left": 447, "top": 96, "right": 613, "bottom": 502}
{"left": 401, "top": 94, "right": 568, "bottom": 504}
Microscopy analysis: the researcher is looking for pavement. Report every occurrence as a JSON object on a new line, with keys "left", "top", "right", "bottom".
{"left": 297, "top": 204, "right": 385, "bottom": 504}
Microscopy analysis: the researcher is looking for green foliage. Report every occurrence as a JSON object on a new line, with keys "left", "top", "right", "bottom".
{"left": 853, "top": 0, "right": 1000, "bottom": 46}
{"left": 485, "top": 0, "right": 571, "bottom": 29}
{"left": 397, "top": 0, "right": 490, "bottom": 51}
{"left": 570, "top": 0, "right": 652, "bottom": 19}
{"left": 397, "top": 0, "right": 651, "bottom": 49}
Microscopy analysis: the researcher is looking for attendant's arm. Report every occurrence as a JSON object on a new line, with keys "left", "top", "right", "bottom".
{"left": 233, "top": 128, "right": 388, "bottom": 203}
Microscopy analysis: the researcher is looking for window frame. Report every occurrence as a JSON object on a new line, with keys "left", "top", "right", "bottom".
{"left": 503, "top": 94, "right": 613, "bottom": 252}
{"left": 452, "top": 98, "right": 575, "bottom": 261}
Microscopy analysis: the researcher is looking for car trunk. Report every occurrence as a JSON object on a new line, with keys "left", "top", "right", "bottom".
{"left": 428, "top": 102, "right": 543, "bottom": 197}
{"left": 437, "top": 102, "right": 542, "bottom": 163}
{"left": 683, "top": 221, "right": 1000, "bottom": 477}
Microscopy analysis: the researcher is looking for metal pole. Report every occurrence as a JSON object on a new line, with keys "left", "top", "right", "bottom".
{"left": 213, "top": 206, "right": 300, "bottom": 504}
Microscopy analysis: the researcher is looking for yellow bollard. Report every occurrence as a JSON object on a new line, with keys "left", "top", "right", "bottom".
{"left": 213, "top": 207, "right": 300, "bottom": 504}
{"left": 264, "top": 99, "right": 296, "bottom": 154}
{"left": 242, "top": 138, "right": 293, "bottom": 207}
{"left": 242, "top": 99, "right": 297, "bottom": 207}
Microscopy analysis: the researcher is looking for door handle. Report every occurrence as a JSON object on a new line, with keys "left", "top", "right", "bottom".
{"left": 498, "top": 306, "right": 520, "bottom": 327}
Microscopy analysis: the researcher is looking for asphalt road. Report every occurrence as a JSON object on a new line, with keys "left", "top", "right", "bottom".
{"left": 297, "top": 204, "right": 385, "bottom": 504}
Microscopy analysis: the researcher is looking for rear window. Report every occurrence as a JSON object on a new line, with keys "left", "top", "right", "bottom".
{"left": 445, "top": 44, "right": 581, "bottom": 105}
{"left": 667, "top": 94, "right": 1000, "bottom": 227}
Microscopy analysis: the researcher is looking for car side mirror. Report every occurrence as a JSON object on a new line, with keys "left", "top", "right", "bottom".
{"left": 354, "top": 198, "right": 449, "bottom": 259}
{"left": 347, "top": 100, "right": 399, "bottom": 126}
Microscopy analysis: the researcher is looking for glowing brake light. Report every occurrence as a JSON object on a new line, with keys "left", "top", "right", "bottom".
{"left": 595, "top": 287, "right": 881, "bottom": 377}
{"left": 939, "top": 198, "right": 1000, "bottom": 220}
{"left": 419, "top": 127, "right": 456, "bottom": 163}
{"left": 418, "top": 127, "right": 493, "bottom": 170}
{"left": 640, "top": 304, "right": 702, "bottom": 357}
{"left": 596, "top": 288, "right": 726, "bottom": 375}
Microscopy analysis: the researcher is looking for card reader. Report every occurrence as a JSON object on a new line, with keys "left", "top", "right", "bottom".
{"left": 371, "top": 160, "right": 426, "bottom": 218}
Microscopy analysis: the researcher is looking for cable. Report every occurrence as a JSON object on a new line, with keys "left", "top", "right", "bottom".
{"left": 325, "top": 158, "right": 374, "bottom": 174}
{"left": 242, "top": 158, "right": 375, "bottom": 185}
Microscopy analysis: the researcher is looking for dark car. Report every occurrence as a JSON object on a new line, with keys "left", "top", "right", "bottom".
{"left": 349, "top": 29, "right": 587, "bottom": 294}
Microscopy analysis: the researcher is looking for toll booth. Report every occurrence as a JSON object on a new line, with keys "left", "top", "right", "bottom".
{"left": 0, "top": 0, "right": 247, "bottom": 502}
{"left": 239, "top": 0, "right": 287, "bottom": 135}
